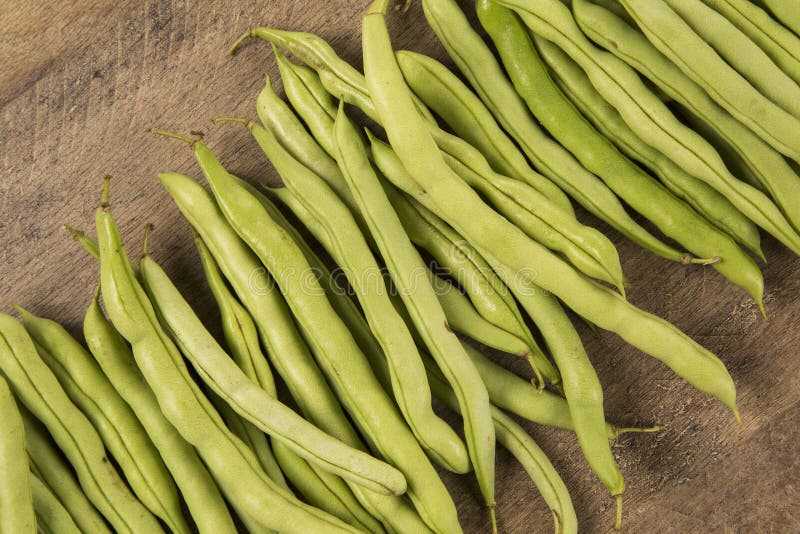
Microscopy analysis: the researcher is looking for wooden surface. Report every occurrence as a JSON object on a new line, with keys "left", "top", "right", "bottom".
{"left": 1, "top": 1, "right": 798, "bottom": 532}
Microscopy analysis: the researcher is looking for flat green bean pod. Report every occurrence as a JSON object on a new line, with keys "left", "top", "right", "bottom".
{"left": 761, "top": 0, "right": 800, "bottom": 36}
{"left": 217, "top": 114, "right": 469, "bottom": 474}
{"left": 663, "top": 0, "right": 800, "bottom": 118}
{"left": 30, "top": 473, "right": 80, "bottom": 534}
{"left": 18, "top": 307, "right": 189, "bottom": 534}
{"left": 699, "top": 0, "right": 800, "bottom": 86}
{"left": 169, "top": 135, "right": 461, "bottom": 534}
{"left": 21, "top": 410, "right": 110, "bottom": 534}
{"left": 140, "top": 252, "right": 407, "bottom": 495}
{"left": 83, "top": 289, "right": 237, "bottom": 534}
{"left": 158, "top": 173, "right": 430, "bottom": 534}
{"left": 367, "top": 129, "right": 740, "bottom": 421}
{"left": 572, "top": 0, "right": 800, "bottom": 237}
{"left": 538, "top": 38, "right": 758, "bottom": 254}
{"left": 499, "top": 0, "right": 800, "bottom": 254}
{"left": 0, "top": 313, "right": 160, "bottom": 533}
{"left": 197, "top": 236, "right": 384, "bottom": 533}
{"left": 478, "top": 0, "right": 763, "bottom": 309}
{"left": 418, "top": 0, "right": 699, "bottom": 263}
{"left": 425, "top": 364, "right": 577, "bottom": 534}
{"left": 96, "top": 188, "right": 363, "bottom": 533}
{"left": 617, "top": 0, "right": 800, "bottom": 160}
{"left": 0, "top": 375, "right": 35, "bottom": 534}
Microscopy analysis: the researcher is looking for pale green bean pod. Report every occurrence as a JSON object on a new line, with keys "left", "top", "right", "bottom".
{"left": 30, "top": 473, "right": 81, "bottom": 534}
{"left": 0, "top": 375, "right": 35, "bottom": 534}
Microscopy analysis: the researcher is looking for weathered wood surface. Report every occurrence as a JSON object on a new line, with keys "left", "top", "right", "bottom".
{"left": 1, "top": 1, "right": 798, "bottom": 532}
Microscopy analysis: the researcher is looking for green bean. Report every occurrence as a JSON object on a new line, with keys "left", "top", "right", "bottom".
{"left": 232, "top": 121, "right": 472, "bottom": 474}
{"left": 616, "top": 0, "right": 800, "bottom": 160}
{"left": 0, "top": 313, "right": 160, "bottom": 533}
{"left": 140, "top": 251, "right": 406, "bottom": 495}
{"left": 417, "top": 1, "right": 700, "bottom": 263}
{"left": 478, "top": 0, "right": 763, "bottom": 308}
{"left": 96, "top": 184, "right": 362, "bottom": 534}
{"left": 162, "top": 134, "right": 461, "bottom": 534}
{"left": 158, "top": 173, "right": 431, "bottom": 534}
{"left": 0, "top": 375, "right": 35, "bottom": 534}
{"left": 571, "top": 0, "right": 800, "bottom": 238}
{"left": 333, "top": 49, "right": 496, "bottom": 519}
{"left": 83, "top": 288, "right": 237, "bottom": 534}
{"left": 195, "top": 233, "right": 387, "bottom": 534}
{"left": 760, "top": 0, "right": 800, "bottom": 40}
{"left": 664, "top": 0, "right": 800, "bottom": 118}
{"left": 30, "top": 473, "right": 80, "bottom": 534}
{"left": 425, "top": 363, "right": 577, "bottom": 534}
{"left": 64, "top": 225, "right": 99, "bottom": 258}
{"left": 537, "top": 38, "right": 760, "bottom": 256}
{"left": 21, "top": 409, "right": 110, "bottom": 534}
{"left": 434, "top": 128, "right": 626, "bottom": 291}
{"left": 700, "top": 0, "right": 800, "bottom": 86}
{"left": 499, "top": 0, "right": 800, "bottom": 255}
{"left": 428, "top": 271, "right": 530, "bottom": 356}
{"left": 17, "top": 307, "right": 189, "bottom": 534}
{"left": 366, "top": 132, "right": 739, "bottom": 420}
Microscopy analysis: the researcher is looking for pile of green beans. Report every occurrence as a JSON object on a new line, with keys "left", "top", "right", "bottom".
{"left": 5, "top": 0, "right": 800, "bottom": 532}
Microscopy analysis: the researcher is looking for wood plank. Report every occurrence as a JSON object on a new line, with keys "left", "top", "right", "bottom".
{"left": 1, "top": 1, "right": 797, "bottom": 532}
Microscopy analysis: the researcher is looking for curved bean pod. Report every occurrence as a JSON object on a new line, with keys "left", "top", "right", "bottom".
{"left": 158, "top": 172, "right": 430, "bottom": 534}
{"left": 698, "top": 0, "right": 800, "bottom": 86}
{"left": 617, "top": 0, "right": 800, "bottom": 160}
{"left": 478, "top": 0, "right": 763, "bottom": 309}
{"left": 140, "top": 253, "right": 407, "bottom": 495}
{"left": 0, "top": 313, "right": 160, "bottom": 533}
{"left": 21, "top": 410, "right": 110, "bottom": 534}
{"left": 0, "top": 375, "right": 35, "bottom": 534}
{"left": 83, "top": 289, "right": 236, "bottom": 534}
{"left": 30, "top": 473, "right": 80, "bottom": 534}
{"left": 498, "top": 0, "right": 800, "bottom": 254}
{"left": 572, "top": 0, "right": 800, "bottom": 237}
{"left": 173, "top": 136, "right": 461, "bottom": 534}
{"left": 537, "top": 37, "right": 758, "bottom": 255}
{"left": 367, "top": 132, "right": 739, "bottom": 419}
{"left": 18, "top": 307, "right": 189, "bottom": 534}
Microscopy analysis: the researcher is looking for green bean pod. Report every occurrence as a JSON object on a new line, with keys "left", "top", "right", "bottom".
{"left": 140, "top": 253, "right": 406, "bottom": 495}
{"left": 178, "top": 135, "right": 461, "bottom": 534}
{"left": 30, "top": 473, "right": 80, "bottom": 534}
{"left": 616, "top": 0, "right": 800, "bottom": 160}
{"left": 22, "top": 410, "right": 110, "bottom": 534}
{"left": 572, "top": 0, "right": 800, "bottom": 237}
{"left": 0, "top": 375, "right": 35, "bottom": 534}
{"left": 96, "top": 191, "right": 363, "bottom": 534}
{"left": 333, "top": 55, "right": 495, "bottom": 520}
{"left": 196, "top": 238, "right": 383, "bottom": 532}
{"left": 83, "top": 289, "right": 236, "bottom": 534}
{"left": 367, "top": 130, "right": 739, "bottom": 420}
{"left": 499, "top": 0, "right": 800, "bottom": 254}
{"left": 538, "top": 38, "right": 758, "bottom": 256}
{"left": 18, "top": 308, "right": 189, "bottom": 534}
{"left": 417, "top": 0, "right": 701, "bottom": 263}
{"left": 761, "top": 0, "right": 800, "bottom": 37}
{"left": 699, "top": 0, "right": 800, "bottom": 86}
{"left": 428, "top": 271, "right": 530, "bottom": 356}
{"left": 0, "top": 313, "right": 160, "bottom": 533}
{"left": 664, "top": 0, "right": 800, "bottom": 118}
{"left": 477, "top": 0, "right": 763, "bottom": 309}
{"left": 425, "top": 364, "right": 577, "bottom": 534}
{"left": 158, "top": 172, "right": 431, "bottom": 534}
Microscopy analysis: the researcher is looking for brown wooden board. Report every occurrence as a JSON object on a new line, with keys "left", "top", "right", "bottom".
{"left": 1, "top": 1, "right": 798, "bottom": 532}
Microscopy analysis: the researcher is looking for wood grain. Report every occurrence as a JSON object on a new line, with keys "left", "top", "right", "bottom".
{"left": 1, "top": 1, "right": 798, "bottom": 532}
